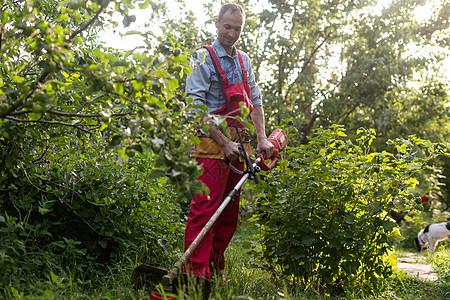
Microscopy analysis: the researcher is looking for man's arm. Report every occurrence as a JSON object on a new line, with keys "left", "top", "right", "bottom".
{"left": 240, "top": 52, "right": 274, "bottom": 158}
{"left": 251, "top": 105, "right": 274, "bottom": 158}
{"left": 208, "top": 123, "right": 241, "bottom": 161}
{"left": 186, "top": 50, "right": 210, "bottom": 109}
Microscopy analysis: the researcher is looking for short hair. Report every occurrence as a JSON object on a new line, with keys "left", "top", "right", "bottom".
{"left": 218, "top": 3, "right": 245, "bottom": 23}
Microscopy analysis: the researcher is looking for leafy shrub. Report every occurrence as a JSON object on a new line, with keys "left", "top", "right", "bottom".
{"left": 1, "top": 1, "right": 204, "bottom": 296}
{"left": 430, "top": 250, "right": 450, "bottom": 282}
{"left": 252, "top": 125, "right": 447, "bottom": 295}
{"left": 0, "top": 126, "right": 188, "bottom": 296}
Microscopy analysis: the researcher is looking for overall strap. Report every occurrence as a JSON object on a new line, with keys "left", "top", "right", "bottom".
{"left": 202, "top": 45, "right": 255, "bottom": 177}
{"left": 203, "top": 46, "right": 228, "bottom": 86}
{"left": 237, "top": 51, "right": 248, "bottom": 87}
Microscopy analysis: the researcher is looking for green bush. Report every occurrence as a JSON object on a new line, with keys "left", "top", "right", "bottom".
{"left": 1, "top": 1, "right": 204, "bottom": 296}
{"left": 252, "top": 125, "right": 447, "bottom": 295}
{"left": 430, "top": 250, "right": 450, "bottom": 282}
{"left": 0, "top": 126, "right": 186, "bottom": 296}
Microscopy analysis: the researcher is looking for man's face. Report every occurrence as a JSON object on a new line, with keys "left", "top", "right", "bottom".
{"left": 215, "top": 10, "right": 244, "bottom": 50}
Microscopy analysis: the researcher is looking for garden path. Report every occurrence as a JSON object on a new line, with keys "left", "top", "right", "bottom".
{"left": 396, "top": 252, "right": 438, "bottom": 281}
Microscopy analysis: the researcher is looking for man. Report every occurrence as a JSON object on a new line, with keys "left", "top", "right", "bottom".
{"left": 184, "top": 3, "right": 274, "bottom": 297}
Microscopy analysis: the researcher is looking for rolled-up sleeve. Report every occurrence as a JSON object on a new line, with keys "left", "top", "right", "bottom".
{"left": 185, "top": 50, "right": 211, "bottom": 108}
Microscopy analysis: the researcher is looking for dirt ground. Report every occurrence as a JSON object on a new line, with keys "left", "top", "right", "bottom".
{"left": 396, "top": 252, "right": 438, "bottom": 281}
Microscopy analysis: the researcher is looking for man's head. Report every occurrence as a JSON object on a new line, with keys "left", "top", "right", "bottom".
{"left": 215, "top": 3, "right": 245, "bottom": 53}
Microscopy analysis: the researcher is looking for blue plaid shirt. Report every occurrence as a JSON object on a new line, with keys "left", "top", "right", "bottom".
{"left": 185, "top": 38, "right": 262, "bottom": 114}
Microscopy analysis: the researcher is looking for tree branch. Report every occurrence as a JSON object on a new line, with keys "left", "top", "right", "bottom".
{"left": 75, "top": 92, "right": 107, "bottom": 113}
{"left": 301, "top": 33, "right": 331, "bottom": 74}
{"left": 0, "top": 69, "right": 51, "bottom": 119}
{"left": 5, "top": 116, "right": 93, "bottom": 134}
{"left": 46, "top": 110, "right": 133, "bottom": 118}
{"left": 32, "top": 144, "right": 51, "bottom": 164}
{"left": 285, "top": 33, "right": 332, "bottom": 100}
{"left": 9, "top": 109, "right": 32, "bottom": 115}
{"left": 337, "top": 101, "right": 359, "bottom": 124}
{"left": 0, "top": 24, "right": 4, "bottom": 54}
{"left": 69, "top": 6, "right": 105, "bottom": 42}
{"left": 9, "top": 107, "right": 133, "bottom": 118}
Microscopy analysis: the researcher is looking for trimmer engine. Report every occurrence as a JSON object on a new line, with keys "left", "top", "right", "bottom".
{"left": 258, "top": 128, "right": 288, "bottom": 171}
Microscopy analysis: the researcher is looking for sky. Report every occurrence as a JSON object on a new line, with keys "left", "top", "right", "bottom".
{"left": 100, "top": 0, "right": 213, "bottom": 50}
{"left": 99, "top": 0, "right": 449, "bottom": 80}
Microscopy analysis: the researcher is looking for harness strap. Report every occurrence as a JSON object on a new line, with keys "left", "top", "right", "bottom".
{"left": 203, "top": 46, "right": 255, "bottom": 177}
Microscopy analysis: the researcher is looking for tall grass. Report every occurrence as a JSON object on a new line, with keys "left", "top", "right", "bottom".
{"left": 428, "top": 248, "right": 450, "bottom": 283}
{"left": 3, "top": 225, "right": 450, "bottom": 299}
{"left": 210, "top": 224, "right": 450, "bottom": 300}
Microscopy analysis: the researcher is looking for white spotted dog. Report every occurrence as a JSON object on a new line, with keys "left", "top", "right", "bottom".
{"left": 415, "top": 222, "right": 450, "bottom": 253}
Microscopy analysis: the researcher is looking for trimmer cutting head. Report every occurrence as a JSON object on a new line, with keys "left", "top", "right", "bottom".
{"left": 132, "top": 264, "right": 178, "bottom": 300}
{"left": 131, "top": 264, "right": 168, "bottom": 290}
{"left": 132, "top": 264, "right": 210, "bottom": 300}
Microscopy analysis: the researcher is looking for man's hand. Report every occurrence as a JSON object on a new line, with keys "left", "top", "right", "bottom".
{"left": 257, "top": 138, "right": 274, "bottom": 159}
{"left": 208, "top": 124, "right": 242, "bottom": 161}
{"left": 222, "top": 140, "right": 242, "bottom": 161}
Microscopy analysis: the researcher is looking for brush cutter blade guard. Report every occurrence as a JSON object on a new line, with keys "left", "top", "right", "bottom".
{"left": 257, "top": 129, "right": 288, "bottom": 171}
{"left": 131, "top": 264, "right": 168, "bottom": 290}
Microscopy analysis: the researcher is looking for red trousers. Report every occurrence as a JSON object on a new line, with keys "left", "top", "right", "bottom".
{"left": 184, "top": 158, "right": 244, "bottom": 281}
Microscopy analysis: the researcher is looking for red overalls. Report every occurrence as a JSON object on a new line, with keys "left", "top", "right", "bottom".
{"left": 184, "top": 46, "right": 253, "bottom": 281}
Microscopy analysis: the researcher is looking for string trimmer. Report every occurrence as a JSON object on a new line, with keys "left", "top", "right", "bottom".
{"left": 131, "top": 128, "right": 288, "bottom": 300}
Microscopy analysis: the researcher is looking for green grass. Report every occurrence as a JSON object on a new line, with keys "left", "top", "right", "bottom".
{"left": 385, "top": 271, "right": 450, "bottom": 300}
{"left": 3, "top": 227, "right": 450, "bottom": 300}
{"left": 208, "top": 225, "right": 450, "bottom": 300}
{"left": 428, "top": 249, "right": 450, "bottom": 283}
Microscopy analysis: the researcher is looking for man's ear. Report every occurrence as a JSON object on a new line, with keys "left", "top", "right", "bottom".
{"left": 215, "top": 18, "right": 219, "bottom": 29}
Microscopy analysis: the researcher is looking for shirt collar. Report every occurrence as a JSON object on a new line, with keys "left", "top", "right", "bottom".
{"left": 212, "top": 38, "right": 237, "bottom": 58}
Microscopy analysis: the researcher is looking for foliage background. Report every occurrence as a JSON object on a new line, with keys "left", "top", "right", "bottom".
{"left": 1, "top": 0, "right": 449, "bottom": 298}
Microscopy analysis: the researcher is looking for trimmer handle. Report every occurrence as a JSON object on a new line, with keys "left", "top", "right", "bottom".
{"left": 256, "top": 129, "right": 288, "bottom": 171}
{"left": 256, "top": 150, "right": 278, "bottom": 171}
